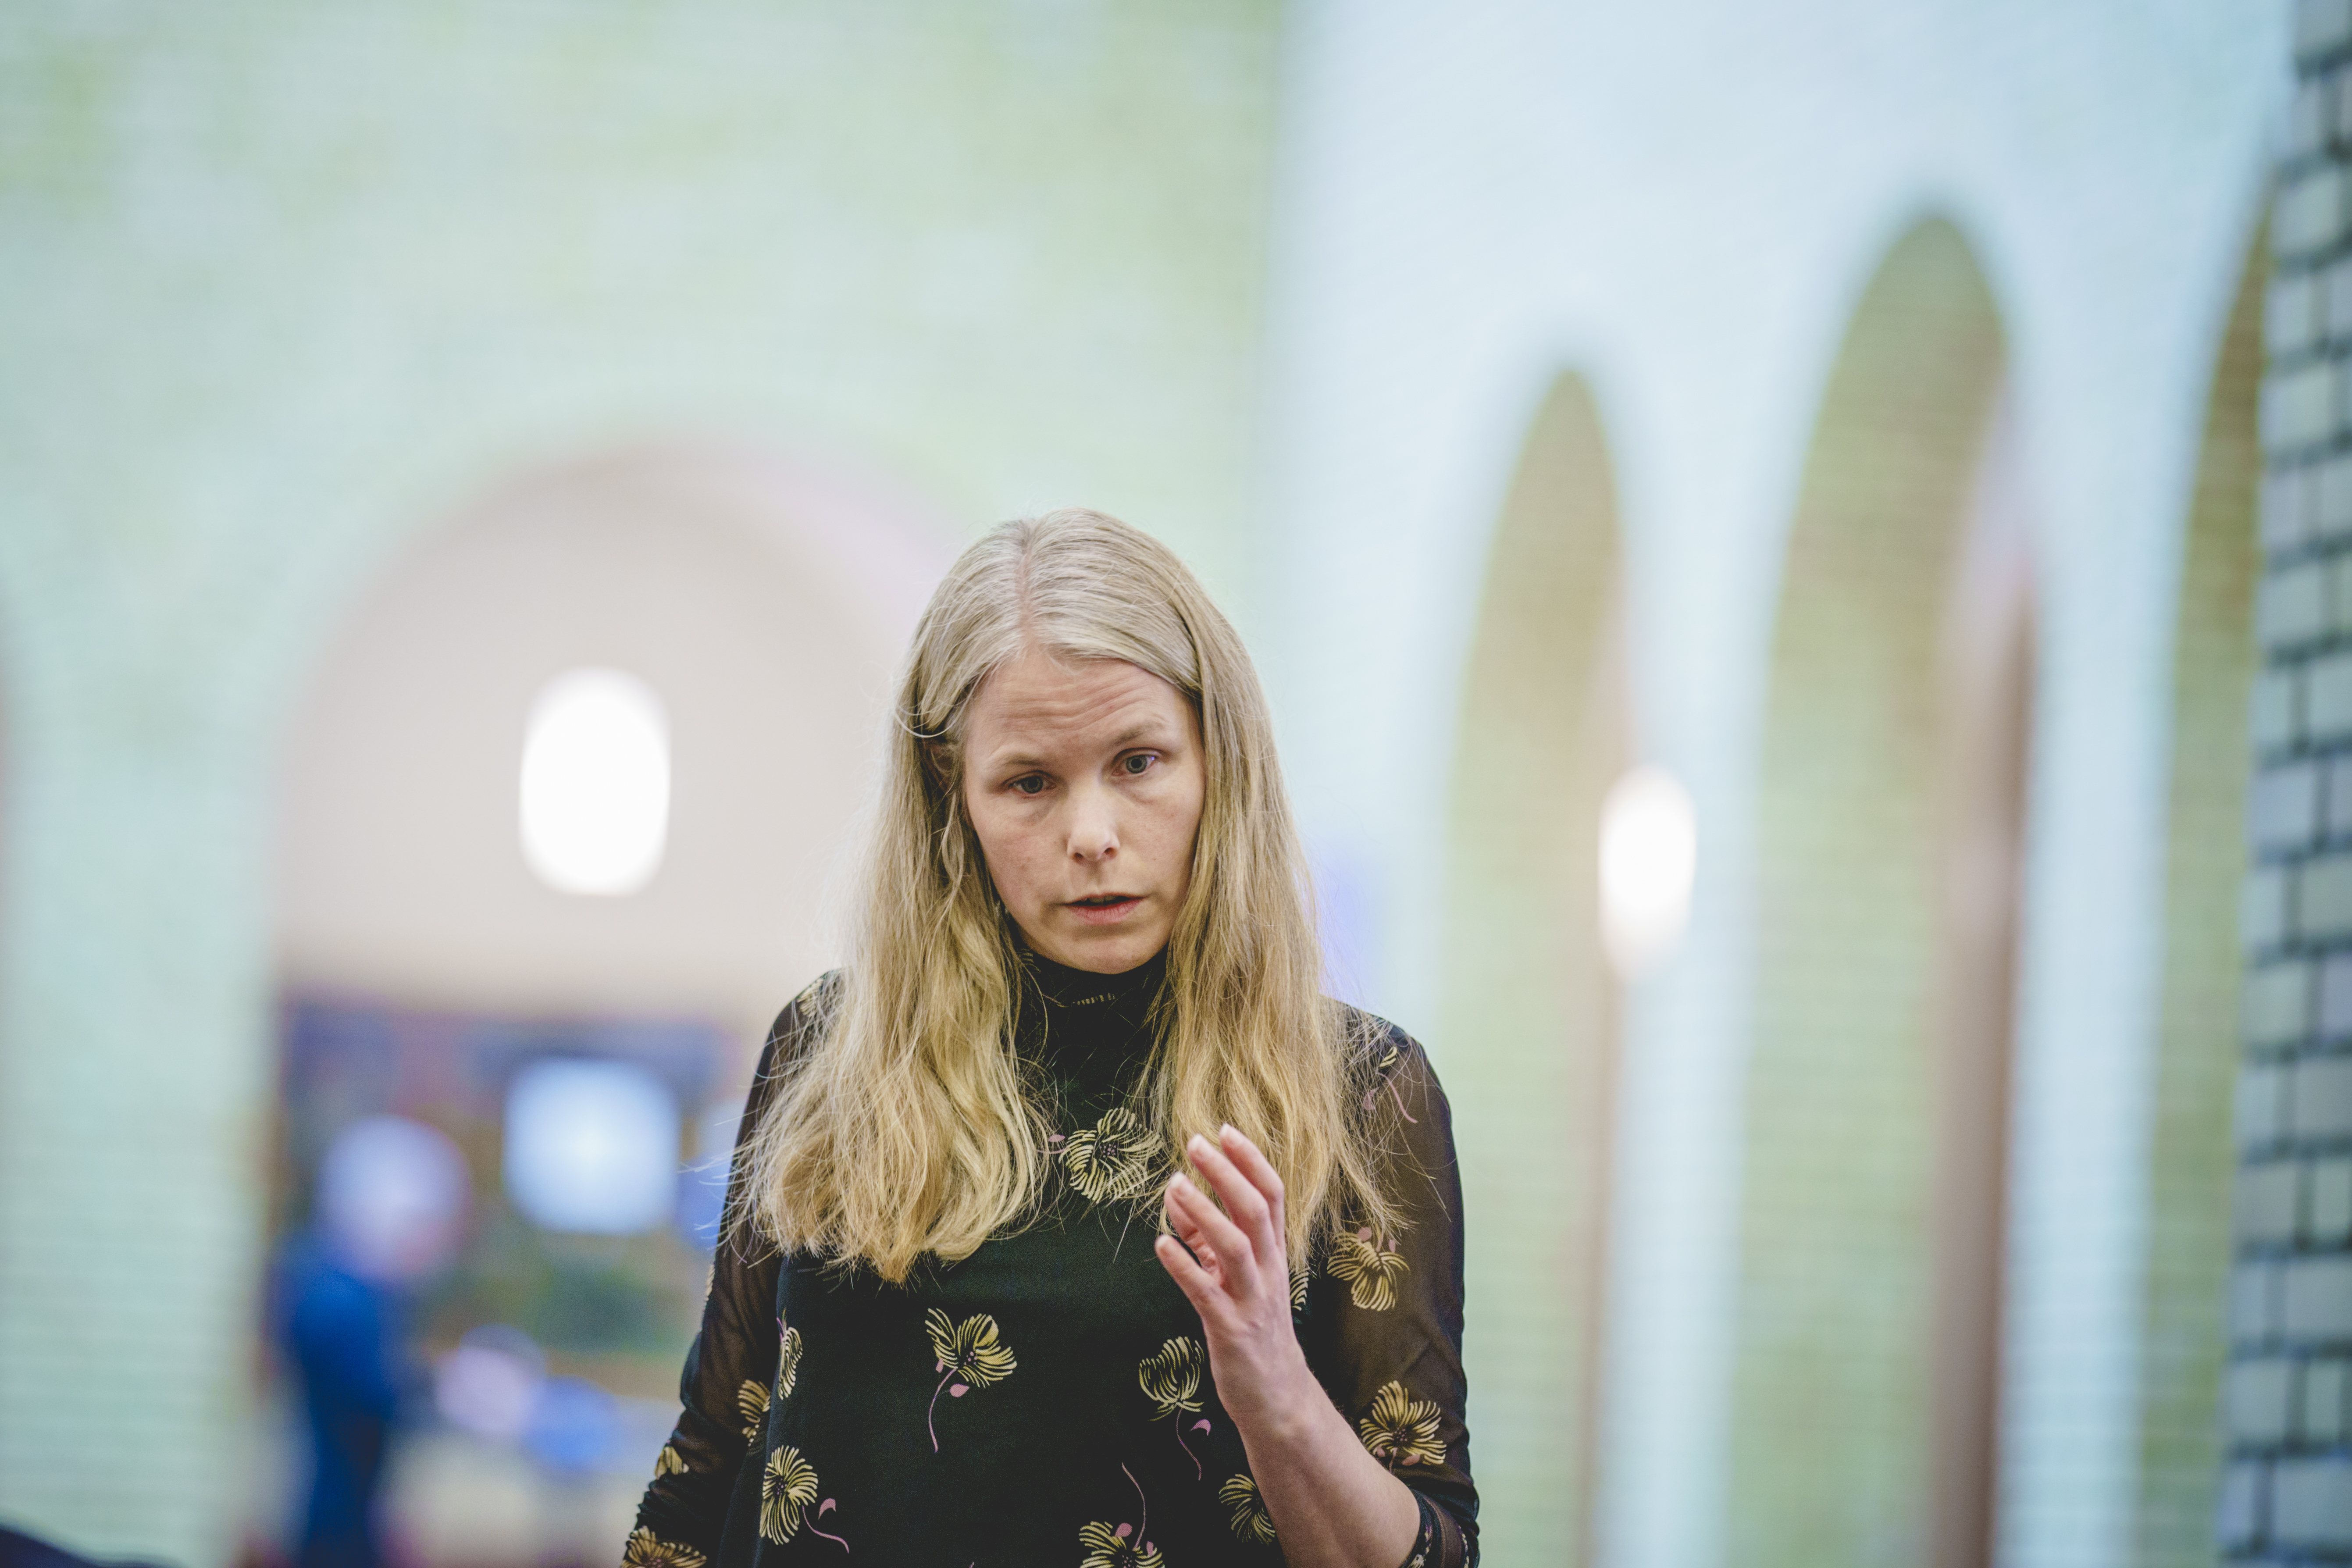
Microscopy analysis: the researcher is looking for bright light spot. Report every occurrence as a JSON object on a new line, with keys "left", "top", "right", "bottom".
{"left": 502, "top": 1057, "right": 679, "bottom": 1234}
{"left": 519, "top": 668, "right": 670, "bottom": 896}
{"left": 434, "top": 1325, "right": 545, "bottom": 1442}
{"left": 1599, "top": 765, "right": 1698, "bottom": 979}
{"left": 316, "top": 1114, "right": 470, "bottom": 1282}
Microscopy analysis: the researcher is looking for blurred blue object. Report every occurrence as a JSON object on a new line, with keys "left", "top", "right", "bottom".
{"left": 277, "top": 1115, "right": 469, "bottom": 1568}
{"left": 674, "top": 1099, "right": 742, "bottom": 1250}
{"left": 522, "top": 1376, "right": 623, "bottom": 1475}
{"left": 0, "top": 1528, "right": 170, "bottom": 1568}
{"left": 504, "top": 1057, "right": 679, "bottom": 1234}
{"left": 276, "top": 1235, "right": 401, "bottom": 1568}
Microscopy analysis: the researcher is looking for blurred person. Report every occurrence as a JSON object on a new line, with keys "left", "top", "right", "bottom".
{"left": 0, "top": 1527, "right": 169, "bottom": 1568}
{"left": 627, "top": 512, "right": 1475, "bottom": 1566}
{"left": 276, "top": 1115, "right": 469, "bottom": 1568}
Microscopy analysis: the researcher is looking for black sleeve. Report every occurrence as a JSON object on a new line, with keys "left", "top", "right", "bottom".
{"left": 624, "top": 976, "right": 833, "bottom": 1564}
{"left": 1304, "top": 1019, "right": 1479, "bottom": 1568}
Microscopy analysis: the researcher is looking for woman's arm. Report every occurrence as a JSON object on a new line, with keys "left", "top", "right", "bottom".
{"left": 1156, "top": 1127, "right": 1425, "bottom": 1568}
{"left": 626, "top": 983, "right": 825, "bottom": 1559}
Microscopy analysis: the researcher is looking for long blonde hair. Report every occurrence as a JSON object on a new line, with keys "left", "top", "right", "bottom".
{"left": 741, "top": 508, "right": 1401, "bottom": 1281}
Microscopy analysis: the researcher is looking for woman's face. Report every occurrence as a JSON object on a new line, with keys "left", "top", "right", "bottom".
{"left": 959, "top": 646, "right": 1205, "bottom": 974}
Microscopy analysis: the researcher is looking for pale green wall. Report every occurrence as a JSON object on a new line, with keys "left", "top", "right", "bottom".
{"left": 2133, "top": 239, "right": 2262, "bottom": 1568}
{"left": 1443, "top": 374, "right": 1628, "bottom": 1568}
{"left": 0, "top": 5, "right": 1283, "bottom": 1557}
{"left": 1730, "top": 221, "right": 2006, "bottom": 1568}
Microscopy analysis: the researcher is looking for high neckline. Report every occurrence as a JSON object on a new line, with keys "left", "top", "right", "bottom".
{"left": 1017, "top": 943, "right": 1168, "bottom": 1010}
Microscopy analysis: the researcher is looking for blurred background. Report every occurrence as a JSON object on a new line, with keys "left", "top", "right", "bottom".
{"left": 0, "top": 3, "right": 2312, "bottom": 1567}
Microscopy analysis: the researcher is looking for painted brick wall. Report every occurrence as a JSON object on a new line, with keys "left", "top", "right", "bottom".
{"left": 2228, "top": 4, "right": 2352, "bottom": 1557}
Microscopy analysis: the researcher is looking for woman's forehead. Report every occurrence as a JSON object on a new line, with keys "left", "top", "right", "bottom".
{"left": 967, "top": 650, "right": 1190, "bottom": 752}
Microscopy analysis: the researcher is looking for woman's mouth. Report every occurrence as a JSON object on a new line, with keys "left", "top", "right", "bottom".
{"left": 1065, "top": 894, "right": 1143, "bottom": 926}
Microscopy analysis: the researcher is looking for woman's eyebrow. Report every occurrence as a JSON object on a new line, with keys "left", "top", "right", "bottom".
{"left": 986, "top": 720, "right": 1172, "bottom": 770}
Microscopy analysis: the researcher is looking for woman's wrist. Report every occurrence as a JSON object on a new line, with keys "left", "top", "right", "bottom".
{"left": 1229, "top": 1340, "right": 1330, "bottom": 1450}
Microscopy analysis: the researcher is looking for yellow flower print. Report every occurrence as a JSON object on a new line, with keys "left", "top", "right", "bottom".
{"left": 1358, "top": 1379, "right": 1447, "bottom": 1467}
{"left": 1361, "top": 1039, "right": 1419, "bottom": 1123}
{"left": 1137, "top": 1336, "right": 1205, "bottom": 1420}
{"left": 924, "top": 1308, "right": 1016, "bottom": 1451}
{"left": 776, "top": 1316, "right": 804, "bottom": 1401}
{"left": 1061, "top": 1106, "right": 1156, "bottom": 1203}
{"left": 1220, "top": 1472, "right": 1278, "bottom": 1543}
{"left": 1328, "top": 1228, "right": 1410, "bottom": 1311}
{"left": 737, "top": 1378, "right": 770, "bottom": 1442}
{"left": 760, "top": 1445, "right": 820, "bottom": 1542}
{"left": 760, "top": 1446, "right": 851, "bottom": 1552}
{"left": 621, "top": 1528, "right": 706, "bottom": 1568}
{"left": 1139, "top": 1334, "right": 1209, "bottom": 1475}
{"left": 654, "top": 1442, "right": 687, "bottom": 1477}
{"left": 1078, "top": 1521, "right": 1166, "bottom": 1568}
{"left": 1081, "top": 1461, "right": 1163, "bottom": 1567}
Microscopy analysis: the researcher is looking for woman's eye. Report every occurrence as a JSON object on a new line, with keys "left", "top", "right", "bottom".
{"left": 1121, "top": 753, "right": 1157, "bottom": 776}
{"left": 1010, "top": 775, "right": 1047, "bottom": 796}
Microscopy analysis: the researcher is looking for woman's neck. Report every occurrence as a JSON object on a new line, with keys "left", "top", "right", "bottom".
{"left": 1018, "top": 942, "right": 1168, "bottom": 1009}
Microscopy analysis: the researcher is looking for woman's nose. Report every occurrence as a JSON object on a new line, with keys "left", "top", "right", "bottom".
{"left": 1066, "top": 784, "right": 1119, "bottom": 860}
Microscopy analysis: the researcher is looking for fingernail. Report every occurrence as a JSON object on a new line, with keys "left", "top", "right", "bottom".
{"left": 1219, "top": 1123, "right": 1237, "bottom": 1140}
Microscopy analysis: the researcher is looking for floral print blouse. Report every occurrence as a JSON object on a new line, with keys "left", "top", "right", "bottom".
{"left": 626, "top": 950, "right": 1478, "bottom": 1567}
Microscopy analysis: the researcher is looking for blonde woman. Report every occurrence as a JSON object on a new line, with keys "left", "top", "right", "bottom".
{"left": 626, "top": 511, "right": 1475, "bottom": 1567}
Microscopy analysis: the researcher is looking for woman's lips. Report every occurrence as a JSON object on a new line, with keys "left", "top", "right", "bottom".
{"left": 1065, "top": 894, "right": 1143, "bottom": 926}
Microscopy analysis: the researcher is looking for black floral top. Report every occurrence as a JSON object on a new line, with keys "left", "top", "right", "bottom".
{"left": 625, "top": 950, "right": 1477, "bottom": 1568}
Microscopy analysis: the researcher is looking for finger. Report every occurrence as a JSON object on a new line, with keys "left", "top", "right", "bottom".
{"left": 1169, "top": 1170, "right": 1260, "bottom": 1298}
{"left": 1155, "top": 1233, "right": 1220, "bottom": 1315}
{"left": 1163, "top": 1182, "right": 1226, "bottom": 1281}
{"left": 1187, "top": 1134, "right": 1272, "bottom": 1234}
{"left": 1165, "top": 1176, "right": 1230, "bottom": 1279}
{"left": 1187, "top": 1134, "right": 1279, "bottom": 1270}
{"left": 1217, "top": 1124, "right": 1288, "bottom": 1243}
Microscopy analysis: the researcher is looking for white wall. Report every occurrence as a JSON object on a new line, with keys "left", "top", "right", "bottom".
{"left": 277, "top": 446, "right": 948, "bottom": 1045}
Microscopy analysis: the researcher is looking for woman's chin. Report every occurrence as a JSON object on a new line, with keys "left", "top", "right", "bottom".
{"left": 1040, "top": 924, "right": 1165, "bottom": 974}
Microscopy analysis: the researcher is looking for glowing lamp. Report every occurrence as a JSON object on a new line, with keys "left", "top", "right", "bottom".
{"left": 519, "top": 668, "right": 670, "bottom": 896}
{"left": 1599, "top": 765, "right": 1697, "bottom": 979}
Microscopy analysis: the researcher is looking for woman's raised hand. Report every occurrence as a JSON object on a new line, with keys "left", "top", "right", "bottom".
{"left": 1155, "top": 1125, "right": 1316, "bottom": 1438}
{"left": 1155, "top": 1124, "right": 1427, "bottom": 1565}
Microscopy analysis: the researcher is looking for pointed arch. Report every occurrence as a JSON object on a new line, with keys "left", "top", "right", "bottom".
{"left": 1444, "top": 371, "right": 1629, "bottom": 1566}
{"left": 2132, "top": 230, "right": 2265, "bottom": 1568}
{"left": 1732, "top": 217, "right": 2028, "bottom": 1568}
{"left": 274, "top": 443, "right": 951, "bottom": 1038}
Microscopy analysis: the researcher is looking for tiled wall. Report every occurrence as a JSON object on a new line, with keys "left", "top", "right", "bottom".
{"left": 2228, "top": 3, "right": 2352, "bottom": 1556}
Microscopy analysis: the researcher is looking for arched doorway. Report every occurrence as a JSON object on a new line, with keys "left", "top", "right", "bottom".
{"left": 2131, "top": 234, "right": 2265, "bottom": 1568}
{"left": 1731, "top": 218, "right": 2029, "bottom": 1568}
{"left": 276, "top": 446, "right": 948, "bottom": 1035}
{"left": 1444, "top": 371, "right": 1629, "bottom": 1566}
{"left": 264, "top": 445, "right": 950, "bottom": 1556}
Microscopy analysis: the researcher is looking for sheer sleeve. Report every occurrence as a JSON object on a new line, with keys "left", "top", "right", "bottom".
{"left": 624, "top": 976, "right": 834, "bottom": 1562}
{"left": 1303, "top": 1017, "right": 1479, "bottom": 1568}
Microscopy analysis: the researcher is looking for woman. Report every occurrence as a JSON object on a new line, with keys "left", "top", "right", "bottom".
{"left": 625, "top": 510, "right": 1475, "bottom": 1566}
